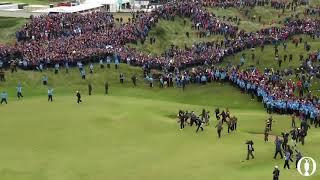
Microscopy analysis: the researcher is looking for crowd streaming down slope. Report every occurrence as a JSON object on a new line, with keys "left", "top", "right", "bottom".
{"left": 0, "top": 0, "right": 319, "bottom": 119}
{"left": 157, "top": 63, "right": 320, "bottom": 119}
{"left": 0, "top": 1, "right": 319, "bottom": 69}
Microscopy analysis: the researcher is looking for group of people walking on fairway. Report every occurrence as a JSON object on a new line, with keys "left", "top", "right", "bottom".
{"left": 0, "top": 77, "right": 110, "bottom": 105}
{"left": 177, "top": 108, "right": 238, "bottom": 137}
{"left": 178, "top": 109, "right": 210, "bottom": 133}
{"left": 176, "top": 104, "right": 316, "bottom": 180}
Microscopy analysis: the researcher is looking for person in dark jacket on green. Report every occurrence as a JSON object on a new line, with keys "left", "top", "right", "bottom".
{"left": 273, "top": 166, "right": 280, "bottom": 180}
{"left": 105, "top": 81, "right": 109, "bottom": 95}
{"left": 88, "top": 83, "right": 92, "bottom": 96}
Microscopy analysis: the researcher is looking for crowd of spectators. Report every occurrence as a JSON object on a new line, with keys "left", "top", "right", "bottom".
{"left": 0, "top": 1, "right": 318, "bottom": 70}
{"left": 154, "top": 60, "right": 320, "bottom": 121}
{"left": 0, "top": 0, "right": 319, "bottom": 118}
{"left": 15, "top": 12, "right": 115, "bottom": 41}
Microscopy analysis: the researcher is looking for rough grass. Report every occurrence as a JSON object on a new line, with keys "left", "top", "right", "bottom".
{"left": 128, "top": 17, "right": 224, "bottom": 55}
{"left": 0, "top": 65, "right": 319, "bottom": 180}
{"left": 242, "top": 5, "right": 306, "bottom": 25}
{"left": 222, "top": 35, "right": 320, "bottom": 70}
{"left": 310, "top": 0, "right": 320, "bottom": 6}
{"left": 113, "top": 12, "right": 133, "bottom": 24}
{"left": 206, "top": 7, "right": 265, "bottom": 32}
{"left": 206, "top": 5, "right": 306, "bottom": 32}
{"left": 0, "top": 17, "right": 26, "bottom": 44}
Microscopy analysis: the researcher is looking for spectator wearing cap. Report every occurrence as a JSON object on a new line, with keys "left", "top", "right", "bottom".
{"left": 273, "top": 166, "right": 280, "bottom": 180}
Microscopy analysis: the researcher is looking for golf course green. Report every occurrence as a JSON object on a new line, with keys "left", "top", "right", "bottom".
{"left": 0, "top": 65, "right": 319, "bottom": 180}
{"left": 0, "top": 0, "right": 319, "bottom": 179}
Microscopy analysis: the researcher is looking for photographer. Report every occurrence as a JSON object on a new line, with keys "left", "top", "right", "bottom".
{"left": 281, "top": 132, "right": 289, "bottom": 150}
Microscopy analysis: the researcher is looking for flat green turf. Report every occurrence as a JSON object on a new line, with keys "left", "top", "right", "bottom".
{"left": 0, "top": 65, "right": 319, "bottom": 180}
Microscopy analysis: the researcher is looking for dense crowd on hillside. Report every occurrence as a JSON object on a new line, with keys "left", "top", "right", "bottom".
{"left": 15, "top": 12, "right": 115, "bottom": 41}
{"left": 0, "top": 0, "right": 320, "bottom": 117}
{"left": 0, "top": 1, "right": 319, "bottom": 69}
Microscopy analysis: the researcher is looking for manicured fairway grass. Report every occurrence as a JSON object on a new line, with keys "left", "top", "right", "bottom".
{"left": 0, "top": 65, "right": 319, "bottom": 180}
